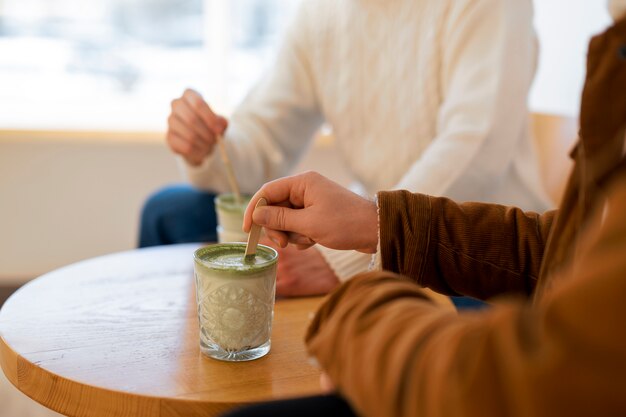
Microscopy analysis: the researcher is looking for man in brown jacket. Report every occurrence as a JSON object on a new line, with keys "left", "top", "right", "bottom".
{"left": 224, "top": 7, "right": 626, "bottom": 417}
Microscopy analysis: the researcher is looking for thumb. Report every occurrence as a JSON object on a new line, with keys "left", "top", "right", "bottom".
{"left": 253, "top": 205, "right": 301, "bottom": 233}
{"left": 216, "top": 116, "right": 228, "bottom": 134}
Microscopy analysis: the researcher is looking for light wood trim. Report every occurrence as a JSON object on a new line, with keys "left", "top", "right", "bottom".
{"left": 530, "top": 113, "right": 579, "bottom": 205}
{"left": 0, "top": 129, "right": 165, "bottom": 143}
{"left": 0, "top": 129, "right": 336, "bottom": 146}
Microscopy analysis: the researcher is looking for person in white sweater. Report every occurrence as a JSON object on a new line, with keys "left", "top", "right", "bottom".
{"left": 139, "top": 0, "right": 552, "bottom": 301}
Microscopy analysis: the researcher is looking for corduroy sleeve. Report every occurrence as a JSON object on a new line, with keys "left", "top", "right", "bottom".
{"left": 306, "top": 173, "right": 626, "bottom": 416}
{"left": 378, "top": 190, "right": 556, "bottom": 300}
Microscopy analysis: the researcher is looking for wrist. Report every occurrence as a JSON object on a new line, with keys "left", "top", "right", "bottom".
{"left": 363, "top": 199, "right": 379, "bottom": 253}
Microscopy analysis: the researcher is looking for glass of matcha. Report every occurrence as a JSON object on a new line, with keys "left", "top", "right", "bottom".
{"left": 214, "top": 193, "right": 252, "bottom": 243}
{"left": 193, "top": 243, "right": 278, "bottom": 361}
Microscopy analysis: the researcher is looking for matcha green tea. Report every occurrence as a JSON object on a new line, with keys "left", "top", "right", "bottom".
{"left": 214, "top": 193, "right": 251, "bottom": 243}
{"left": 193, "top": 243, "right": 278, "bottom": 361}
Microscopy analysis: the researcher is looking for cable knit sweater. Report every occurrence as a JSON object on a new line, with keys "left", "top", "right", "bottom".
{"left": 184, "top": 0, "right": 552, "bottom": 280}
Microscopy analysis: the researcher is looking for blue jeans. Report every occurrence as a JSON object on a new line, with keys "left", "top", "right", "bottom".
{"left": 450, "top": 296, "right": 487, "bottom": 309}
{"left": 138, "top": 185, "right": 218, "bottom": 247}
{"left": 138, "top": 185, "right": 487, "bottom": 309}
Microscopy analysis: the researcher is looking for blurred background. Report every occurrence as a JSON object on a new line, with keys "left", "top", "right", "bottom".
{"left": 0, "top": 0, "right": 611, "bottom": 132}
{"left": 0, "top": 0, "right": 299, "bottom": 130}
{"left": 0, "top": 0, "right": 615, "bottom": 415}
{"left": 0, "top": 0, "right": 300, "bottom": 288}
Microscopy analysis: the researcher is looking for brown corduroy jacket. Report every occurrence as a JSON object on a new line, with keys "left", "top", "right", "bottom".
{"left": 305, "top": 18, "right": 626, "bottom": 417}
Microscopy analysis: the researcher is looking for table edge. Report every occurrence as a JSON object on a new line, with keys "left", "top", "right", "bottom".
{"left": 2, "top": 334, "right": 293, "bottom": 417}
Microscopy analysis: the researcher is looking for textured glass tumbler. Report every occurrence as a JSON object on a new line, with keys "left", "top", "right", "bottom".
{"left": 214, "top": 194, "right": 251, "bottom": 243}
{"left": 193, "top": 243, "right": 278, "bottom": 361}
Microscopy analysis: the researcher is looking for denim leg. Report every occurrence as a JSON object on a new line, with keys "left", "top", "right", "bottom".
{"left": 451, "top": 296, "right": 489, "bottom": 310}
{"left": 138, "top": 185, "right": 218, "bottom": 247}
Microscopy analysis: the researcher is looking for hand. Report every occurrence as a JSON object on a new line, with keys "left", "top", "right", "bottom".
{"left": 260, "top": 238, "right": 340, "bottom": 297}
{"left": 166, "top": 89, "right": 228, "bottom": 166}
{"left": 319, "top": 372, "right": 335, "bottom": 393}
{"left": 243, "top": 172, "right": 378, "bottom": 253}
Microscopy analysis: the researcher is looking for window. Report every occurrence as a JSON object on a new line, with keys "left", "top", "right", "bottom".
{"left": 529, "top": 0, "right": 611, "bottom": 117}
{"left": 0, "top": 0, "right": 299, "bottom": 131}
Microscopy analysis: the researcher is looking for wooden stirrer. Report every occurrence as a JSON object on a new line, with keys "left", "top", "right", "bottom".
{"left": 244, "top": 198, "right": 268, "bottom": 262}
{"left": 215, "top": 134, "right": 242, "bottom": 205}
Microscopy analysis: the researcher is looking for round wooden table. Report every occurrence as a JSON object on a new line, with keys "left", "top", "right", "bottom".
{"left": 0, "top": 244, "right": 323, "bottom": 417}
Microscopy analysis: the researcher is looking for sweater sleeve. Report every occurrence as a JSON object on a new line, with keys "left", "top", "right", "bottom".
{"left": 394, "top": 0, "right": 537, "bottom": 200}
{"left": 184, "top": 1, "right": 324, "bottom": 194}
{"left": 314, "top": 246, "right": 374, "bottom": 283}
{"left": 306, "top": 174, "right": 626, "bottom": 417}
{"left": 378, "top": 190, "right": 555, "bottom": 300}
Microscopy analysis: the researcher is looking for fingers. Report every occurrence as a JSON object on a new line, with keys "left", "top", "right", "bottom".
{"left": 262, "top": 229, "right": 315, "bottom": 249}
{"left": 253, "top": 205, "right": 305, "bottom": 235}
{"left": 265, "top": 229, "right": 289, "bottom": 248}
{"left": 168, "top": 116, "right": 212, "bottom": 152}
{"left": 258, "top": 175, "right": 306, "bottom": 206}
{"left": 243, "top": 171, "right": 378, "bottom": 253}
{"left": 319, "top": 373, "right": 335, "bottom": 393}
{"left": 167, "top": 133, "right": 206, "bottom": 166}
{"left": 258, "top": 235, "right": 279, "bottom": 249}
{"left": 171, "top": 99, "right": 214, "bottom": 145}
{"left": 167, "top": 89, "right": 228, "bottom": 163}
{"left": 181, "top": 89, "right": 228, "bottom": 135}
{"left": 243, "top": 173, "right": 311, "bottom": 232}
{"left": 289, "top": 232, "right": 316, "bottom": 248}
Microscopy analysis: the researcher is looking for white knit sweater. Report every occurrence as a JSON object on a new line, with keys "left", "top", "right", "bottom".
{"left": 185, "top": 0, "right": 552, "bottom": 281}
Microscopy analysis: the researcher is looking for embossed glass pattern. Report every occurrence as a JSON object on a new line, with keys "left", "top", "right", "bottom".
{"left": 194, "top": 243, "right": 277, "bottom": 361}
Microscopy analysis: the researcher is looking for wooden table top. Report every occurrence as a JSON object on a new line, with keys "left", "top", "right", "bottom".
{"left": 0, "top": 244, "right": 323, "bottom": 417}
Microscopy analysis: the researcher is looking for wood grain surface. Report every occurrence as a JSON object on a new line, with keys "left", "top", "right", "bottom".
{"left": 0, "top": 244, "right": 323, "bottom": 417}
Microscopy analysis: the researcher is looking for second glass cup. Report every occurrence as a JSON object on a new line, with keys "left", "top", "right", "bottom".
{"left": 214, "top": 193, "right": 251, "bottom": 243}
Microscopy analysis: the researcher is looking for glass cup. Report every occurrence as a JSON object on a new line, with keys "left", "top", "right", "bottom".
{"left": 193, "top": 243, "right": 278, "bottom": 361}
{"left": 214, "top": 193, "right": 251, "bottom": 243}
